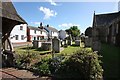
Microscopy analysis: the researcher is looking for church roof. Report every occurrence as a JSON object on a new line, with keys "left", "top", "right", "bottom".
{"left": 94, "top": 11, "right": 120, "bottom": 27}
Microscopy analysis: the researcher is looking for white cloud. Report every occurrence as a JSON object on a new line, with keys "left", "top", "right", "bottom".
{"left": 46, "top": 0, "right": 57, "bottom": 6}
{"left": 58, "top": 23, "right": 80, "bottom": 28}
{"left": 31, "top": 22, "right": 40, "bottom": 25}
{"left": 39, "top": 6, "right": 57, "bottom": 20}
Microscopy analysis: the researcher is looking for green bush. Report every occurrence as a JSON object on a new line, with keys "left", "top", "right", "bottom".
{"left": 33, "top": 58, "right": 51, "bottom": 76}
{"left": 55, "top": 49, "right": 103, "bottom": 79}
{"left": 32, "top": 48, "right": 103, "bottom": 79}
{"left": 15, "top": 52, "right": 39, "bottom": 69}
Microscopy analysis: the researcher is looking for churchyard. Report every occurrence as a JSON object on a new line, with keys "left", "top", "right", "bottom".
{"left": 12, "top": 36, "right": 103, "bottom": 79}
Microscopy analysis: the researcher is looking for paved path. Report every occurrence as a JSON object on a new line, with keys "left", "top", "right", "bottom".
{"left": 0, "top": 68, "right": 51, "bottom": 80}
{"left": 12, "top": 42, "right": 32, "bottom": 48}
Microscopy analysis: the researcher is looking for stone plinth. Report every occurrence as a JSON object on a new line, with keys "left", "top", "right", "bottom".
{"left": 75, "top": 40, "right": 80, "bottom": 46}
{"left": 41, "top": 42, "right": 52, "bottom": 51}
{"left": 33, "top": 40, "right": 41, "bottom": 48}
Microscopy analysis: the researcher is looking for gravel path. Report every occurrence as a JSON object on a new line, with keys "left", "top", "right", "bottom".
{"left": 0, "top": 68, "right": 51, "bottom": 80}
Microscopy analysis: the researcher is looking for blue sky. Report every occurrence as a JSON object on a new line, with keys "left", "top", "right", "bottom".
{"left": 13, "top": 2, "right": 118, "bottom": 33}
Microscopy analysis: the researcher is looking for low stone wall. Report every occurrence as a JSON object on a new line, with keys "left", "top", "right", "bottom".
{"left": 41, "top": 42, "right": 52, "bottom": 51}
{"left": 32, "top": 40, "right": 42, "bottom": 48}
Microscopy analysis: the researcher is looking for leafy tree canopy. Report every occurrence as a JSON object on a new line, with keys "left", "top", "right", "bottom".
{"left": 66, "top": 26, "right": 80, "bottom": 38}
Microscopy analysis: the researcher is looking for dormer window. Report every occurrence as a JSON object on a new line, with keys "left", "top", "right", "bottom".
{"left": 20, "top": 26, "right": 23, "bottom": 30}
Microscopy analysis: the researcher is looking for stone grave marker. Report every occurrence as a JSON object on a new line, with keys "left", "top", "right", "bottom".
{"left": 75, "top": 40, "right": 81, "bottom": 46}
{"left": 85, "top": 37, "right": 92, "bottom": 47}
{"left": 52, "top": 37, "right": 60, "bottom": 53}
{"left": 68, "top": 35, "right": 72, "bottom": 46}
{"left": 92, "top": 41, "right": 101, "bottom": 52}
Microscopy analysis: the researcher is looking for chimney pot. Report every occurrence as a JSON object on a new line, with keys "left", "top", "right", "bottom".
{"left": 47, "top": 24, "right": 49, "bottom": 27}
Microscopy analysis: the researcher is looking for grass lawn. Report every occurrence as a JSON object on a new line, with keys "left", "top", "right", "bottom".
{"left": 14, "top": 46, "right": 52, "bottom": 55}
{"left": 101, "top": 43, "right": 120, "bottom": 79}
{"left": 14, "top": 42, "right": 91, "bottom": 56}
{"left": 60, "top": 46, "right": 80, "bottom": 55}
{"left": 14, "top": 43, "right": 92, "bottom": 67}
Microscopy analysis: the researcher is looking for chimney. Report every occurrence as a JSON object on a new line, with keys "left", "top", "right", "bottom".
{"left": 47, "top": 24, "right": 49, "bottom": 27}
{"left": 40, "top": 22, "right": 42, "bottom": 27}
{"left": 38, "top": 22, "right": 43, "bottom": 29}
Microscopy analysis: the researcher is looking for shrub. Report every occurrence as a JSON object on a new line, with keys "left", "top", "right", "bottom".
{"left": 33, "top": 58, "right": 51, "bottom": 76}
{"left": 32, "top": 48, "right": 103, "bottom": 79}
{"left": 15, "top": 52, "right": 39, "bottom": 69}
{"left": 55, "top": 49, "right": 103, "bottom": 79}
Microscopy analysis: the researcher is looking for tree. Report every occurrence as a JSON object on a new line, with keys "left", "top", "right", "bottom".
{"left": 66, "top": 26, "right": 80, "bottom": 39}
{"left": 85, "top": 27, "right": 92, "bottom": 37}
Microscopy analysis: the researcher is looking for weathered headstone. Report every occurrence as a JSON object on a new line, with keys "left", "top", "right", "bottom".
{"left": 92, "top": 41, "right": 101, "bottom": 52}
{"left": 33, "top": 40, "right": 41, "bottom": 48}
{"left": 68, "top": 35, "right": 72, "bottom": 45}
{"left": 41, "top": 42, "right": 52, "bottom": 51}
{"left": 63, "top": 39, "right": 68, "bottom": 47}
{"left": 52, "top": 37, "right": 60, "bottom": 53}
{"left": 75, "top": 40, "right": 80, "bottom": 46}
{"left": 85, "top": 37, "right": 92, "bottom": 47}
{"left": 61, "top": 40, "right": 64, "bottom": 47}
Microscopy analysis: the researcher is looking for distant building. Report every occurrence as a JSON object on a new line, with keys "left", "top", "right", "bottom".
{"left": 27, "top": 26, "right": 48, "bottom": 42}
{"left": 44, "top": 25, "right": 59, "bottom": 39}
{"left": 10, "top": 24, "right": 27, "bottom": 43}
{"left": 59, "top": 30, "right": 68, "bottom": 40}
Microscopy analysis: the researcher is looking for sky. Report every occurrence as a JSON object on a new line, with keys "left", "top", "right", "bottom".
{"left": 13, "top": 1, "right": 118, "bottom": 33}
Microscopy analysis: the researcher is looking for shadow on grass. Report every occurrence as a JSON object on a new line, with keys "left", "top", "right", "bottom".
{"left": 20, "top": 47, "right": 47, "bottom": 52}
{"left": 71, "top": 44, "right": 80, "bottom": 47}
{"left": 101, "top": 43, "right": 120, "bottom": 79}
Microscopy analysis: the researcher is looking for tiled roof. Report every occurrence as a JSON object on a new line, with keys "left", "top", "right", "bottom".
{"left": 28, "top": 26, "right": 47, "bottom": 32}
{"left": 0, "top": 0, "right": 27, "bottom": 24}
{"left": 94, "top": 11, "right": 120, "bottom": 26}
{"left": 46, "top": 26, "right": 58, "bottom": 32}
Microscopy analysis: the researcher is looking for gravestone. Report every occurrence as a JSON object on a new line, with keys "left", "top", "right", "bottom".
{"left": 63, "top": 39, "right": 68, "bottom": 47}
{"left": 52, "top": 37, "right": 60, "bottom": 53}
{"left": 85, "top": 37, "right": 92, "bottom": 47}
{"left": 68, "top": 35, "right": 72, "bottom": 45}
{"left": 61, "top": 40, "right": 64, "bottom": 47}
{"left": 33, "top": 40, "right": 41, "bottom": 48}
{"left": 75, "top": 40, "right": 80, "bottom": 46}
{"left": 41, "top": 42, "right": 52, "bottom": 51}
{"left": 92, "top": 41, "right": 101, "bottom": 52}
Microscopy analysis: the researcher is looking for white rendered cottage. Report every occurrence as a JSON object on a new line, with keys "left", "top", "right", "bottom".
{"left": 27, "top": 26, "right": 48, "bottom": 42}
{"left": 44, "top": 25, "right": 59, "bottom": 39}
{"left": 10, "top": 24, "right": 27, "bottom": 43}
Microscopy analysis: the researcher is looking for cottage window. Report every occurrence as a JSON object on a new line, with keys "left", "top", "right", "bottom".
{"left": 34, "top": 30, "right": 36, "bottom": 34}
{"left": 21, "top": 35, "right": 24, "bottom": 40}
{"left": 15, "top": 35, "right": 18, "bottom": 40}
{"left": 37, "top": 37, "right": 39, "bottom": 40}
{"left": 20, "top": 26, "right": 23, "bottom": 30}
{"left": 40, "top": 31, "right": 42, "bottom": 34}
{"left": 34, "top": 37, "right": 36, "bottom": 40}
